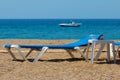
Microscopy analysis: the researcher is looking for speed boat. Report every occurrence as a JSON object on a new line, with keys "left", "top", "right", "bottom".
{"left": 59, "top": 21, "right": 81, "bottom": 27}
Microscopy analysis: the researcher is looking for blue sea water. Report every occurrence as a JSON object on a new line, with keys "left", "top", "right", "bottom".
{"left": 0, "top": 19, "right": 120, "bottom": 40}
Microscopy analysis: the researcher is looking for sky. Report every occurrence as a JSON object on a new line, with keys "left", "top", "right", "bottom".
{"left": 0, "top": 0, "right": 120, "bottom": 19}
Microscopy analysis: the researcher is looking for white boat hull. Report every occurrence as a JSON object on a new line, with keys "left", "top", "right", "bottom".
{"left": 59, "top": 21, "right": 81, "bottom": 27}
{"left": 59, "top": 23, "right": 81, "bottom": 27}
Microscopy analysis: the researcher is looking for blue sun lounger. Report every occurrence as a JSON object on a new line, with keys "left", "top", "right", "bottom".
{"left": 4, "top": 34, "right": 104, "bottom": 62}
{"left": 114, "top": 42, "right": 120, "bottom": 56}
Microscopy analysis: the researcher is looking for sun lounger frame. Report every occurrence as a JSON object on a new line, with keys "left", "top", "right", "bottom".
{"left": 6, "top": 45, "right": 88, "bottom": 62}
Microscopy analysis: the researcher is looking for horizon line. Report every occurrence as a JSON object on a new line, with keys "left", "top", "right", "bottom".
{"left": 0, "top": 18, "right": 120, "bottom": 20}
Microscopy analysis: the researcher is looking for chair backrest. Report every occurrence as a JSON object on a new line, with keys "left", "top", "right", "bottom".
{"left": 97, "top": 34, "right": 104, "bottom": 40}
{"left": 66, "top": 34, "right": 104, "bottom": 46}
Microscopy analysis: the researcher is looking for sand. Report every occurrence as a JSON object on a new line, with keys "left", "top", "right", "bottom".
{"left": 0, "top": 39, "right": 120, "bottom": 80}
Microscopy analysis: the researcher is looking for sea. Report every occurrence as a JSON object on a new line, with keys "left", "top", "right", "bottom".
{"left": 0, "top": 19, "right": 120, "bottom": 40}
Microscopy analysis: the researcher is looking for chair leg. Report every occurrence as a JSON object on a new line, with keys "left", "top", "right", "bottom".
{"left": 74, "top": 47, "right": 86, "bottom": 59}
{"left": 112, "top": 43, "right": 116, "bottom": 63}
{"left": 83, "top": 48, "right": 87, "bottom": 56}
{"left": 16, "top": 47, "right": 27, "bottom": 61}
{"left": 7, "top": 48, "right": 17, "bottom": 60}
{"left": 86, "top": 43, "right": 91, "bottom": 62}
{"left": 94, "top": 43, "right": 105, "bottom": 61}
{"left": 107, "top": 43, "right": 110, "bottom": 63}
{"left": 91, "top": 42, "right": 96, "bottom": 64}
{"left": 25, "top": 49, "right": 34, "bottom": 58}
{"left": 66, "top": 50, "right": 74, "bottom": 58}
{"left": 33, "top": 47, "right": 48, "bottom": 62}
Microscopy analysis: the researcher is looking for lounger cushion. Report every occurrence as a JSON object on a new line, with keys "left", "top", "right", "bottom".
{"left": 4, "top": 34, "right": 103, "bottom": 49}
{"left": 114, "top": 42, "right": 120, "bottom": 46}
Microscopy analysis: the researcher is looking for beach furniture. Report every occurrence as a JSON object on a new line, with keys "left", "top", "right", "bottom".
{"left": 88, "top": 40, "right": 116, "bottom": 64}
{"left": 4, "top": 34, "right": 103, "bottom": 62}
{"left": 114, "top": 42, "right": 120, "bottom": 57}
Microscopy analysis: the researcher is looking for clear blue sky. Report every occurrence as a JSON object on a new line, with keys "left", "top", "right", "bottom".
{"left": 0, "top": 0, "right": 120, "bottom": 19}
